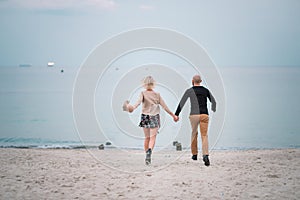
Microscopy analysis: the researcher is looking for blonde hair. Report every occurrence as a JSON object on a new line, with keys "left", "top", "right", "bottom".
{"left": 143, "top": 76, "right": 156, "bottom": 89}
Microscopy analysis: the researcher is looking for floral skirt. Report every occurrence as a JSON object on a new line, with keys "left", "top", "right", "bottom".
{"left": 139, "top": 114, "right": 160, "bottom": 128}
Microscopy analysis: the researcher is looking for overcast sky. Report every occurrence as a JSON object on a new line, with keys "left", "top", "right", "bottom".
{"left": 0, "top": 0, "right": 299, "bottom": 67}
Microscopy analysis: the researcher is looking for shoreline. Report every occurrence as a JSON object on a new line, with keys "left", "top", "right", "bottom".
{"left": 0, "top": 144, "right": 299, "bottom": 151}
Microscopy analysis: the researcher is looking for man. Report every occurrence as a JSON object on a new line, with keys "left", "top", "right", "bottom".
{"left": 175, "top": 75, "right": 216, "bottom": 166}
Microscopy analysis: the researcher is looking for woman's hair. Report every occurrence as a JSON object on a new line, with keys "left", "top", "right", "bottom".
{"left": 143, "top": 76, "right": 156, "bottom": 89}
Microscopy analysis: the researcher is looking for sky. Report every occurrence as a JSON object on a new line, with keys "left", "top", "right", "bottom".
{"left": 0, "top": 0, "right": 299, "bottom": 149}
{"left": 0, "top": 0, "right": 300, "bottom": 67}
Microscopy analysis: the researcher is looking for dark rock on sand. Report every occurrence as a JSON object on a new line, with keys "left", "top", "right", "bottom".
{"left": 98, "top": 144, "right": 104, "bottom": 150}
{"left": 176, "top": 143, "right": 182, "bottom": 151}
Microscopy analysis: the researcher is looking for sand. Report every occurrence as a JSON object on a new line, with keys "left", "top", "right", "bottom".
{"left": 0, "top": 148, "right": 299, "bottom": 200}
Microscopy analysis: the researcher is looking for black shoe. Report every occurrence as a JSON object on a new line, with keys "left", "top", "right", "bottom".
{"left": 192, "top": 155, "right": 198, "bottom": 160}
{"left": 145, "top": 148, "right": 152, "bottom": 165}
{"left": 203, "top": 155, "right": 210, "bottom": 166}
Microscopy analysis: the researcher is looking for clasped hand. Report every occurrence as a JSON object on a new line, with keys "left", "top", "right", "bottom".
{"left": 173, "top": 115, "right": 179, "bottom": 122}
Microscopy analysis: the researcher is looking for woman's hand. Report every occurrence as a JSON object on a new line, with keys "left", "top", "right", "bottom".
{"left": 123, "top": 100, "right": 134, "bottom": 113}
{"left": 128, "top": 105, "right": 134, "bottom": 113}
{"left": 172, "top": 114, "right": 179, "bottom": 122}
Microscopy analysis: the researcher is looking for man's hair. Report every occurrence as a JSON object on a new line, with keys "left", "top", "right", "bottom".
{"left": 193, "top": 75, "right": 202, "bottom": 84}
{"left": 143, "top": 76, "right": 156, "bottom": 89}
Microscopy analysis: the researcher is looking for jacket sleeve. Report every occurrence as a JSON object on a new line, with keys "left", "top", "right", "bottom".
{"left": 158, "top": 93, "right": 173, "bottom": 115}
{"left": 132, "top": 92, "right": 143, "bottom": 109}
{"left": 175, "top": 89, "right": 190, "bottom": 116}
{"left": 208, "top": 90, "right": 216, "bottom": 112}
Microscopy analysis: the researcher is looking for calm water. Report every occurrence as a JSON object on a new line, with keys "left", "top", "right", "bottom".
{"left": 0, "top": 65, "right": 299, "bottom": 149}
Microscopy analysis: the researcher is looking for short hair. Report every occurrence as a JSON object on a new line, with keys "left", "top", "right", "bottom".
{"left": 193, "top": 75, "right": 202, "bottom": 84}
{"left": 143, "top": 76, "right": 156, "bottom": 89}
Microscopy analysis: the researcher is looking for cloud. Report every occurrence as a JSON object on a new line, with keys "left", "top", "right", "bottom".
{"left": 139, "top": 5, "right": 155, "bottom": 11}
{"left": 1, "top": 0, "right": 118, "bottom": 11}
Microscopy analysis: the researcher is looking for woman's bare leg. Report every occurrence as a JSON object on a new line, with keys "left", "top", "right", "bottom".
{"left": 149, "top": 127, "right": 158, "bottom": 150}
{"left": 143, "top": 128, "right": 150, "bottom": 152}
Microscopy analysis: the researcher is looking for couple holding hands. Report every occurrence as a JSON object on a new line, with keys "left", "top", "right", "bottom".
{"left": 123, "top": 75, "right": 216, "bottom": 166}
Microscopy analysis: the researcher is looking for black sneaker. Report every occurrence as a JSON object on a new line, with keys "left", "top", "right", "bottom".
{"left": 192, "top": 155, "right": 198, "bottom": 160}
{"left": 203, "top": 155, "right": 210, "bottom": 166}
{"left": 145, "top": 148, "right": 152, "bottom": 165}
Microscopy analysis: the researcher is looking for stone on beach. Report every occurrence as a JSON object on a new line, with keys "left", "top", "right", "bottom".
{"left": 176, "top": 143, "right": 182, "bottom": 151}
{"left": 98, "top": 144, "right": 104, "bottom": 150}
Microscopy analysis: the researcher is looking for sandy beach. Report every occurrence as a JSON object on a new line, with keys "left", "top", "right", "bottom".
{"left": 0, "top": 148, "right": 299, "bottom": 200}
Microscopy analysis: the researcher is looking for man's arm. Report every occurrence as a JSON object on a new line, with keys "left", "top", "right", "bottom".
{"left": 175, "top": 89, "right": 190, "bottom": 116}
{"left": 208, "top": 91, "right": 216, "bottom": 112}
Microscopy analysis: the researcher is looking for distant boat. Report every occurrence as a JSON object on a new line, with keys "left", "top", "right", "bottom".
{"left": 19, "top": 64, "right": 32, "bottom": 67}
{"left": 47, "top": 62, "right": 55, "bottom": 67}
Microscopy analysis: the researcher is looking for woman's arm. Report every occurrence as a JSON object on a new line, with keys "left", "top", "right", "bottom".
{"left": 123, "top": 92, "right": 143, "bottom": 113}
{"left": 158, "top": 93, "right": 178, "bottom": 121}
{"left": 132, "top": 92, "right": 143, "bottom": 110}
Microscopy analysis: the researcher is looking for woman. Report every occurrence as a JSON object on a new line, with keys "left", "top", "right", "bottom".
{"left": 123, "top": 76, "right": 178, "bottom": 165}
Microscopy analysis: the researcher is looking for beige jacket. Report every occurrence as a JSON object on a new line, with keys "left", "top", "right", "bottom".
{"left": 133, "top": 90, "right": 172, "bottom": 116}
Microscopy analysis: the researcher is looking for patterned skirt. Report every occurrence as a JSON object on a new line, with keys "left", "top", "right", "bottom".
{"left": 139, "top": 114, "right": 160, "bottom": 128}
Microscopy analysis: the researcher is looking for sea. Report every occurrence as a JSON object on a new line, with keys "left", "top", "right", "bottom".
{"left": 0, "top": 65, "right": 299, "bottom": 150}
